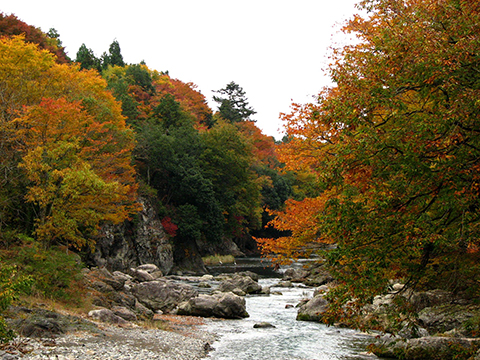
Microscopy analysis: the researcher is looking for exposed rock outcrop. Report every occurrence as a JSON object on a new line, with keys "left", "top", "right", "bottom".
{"left": 89, "top": 197, "right": 174, "bottom": 275}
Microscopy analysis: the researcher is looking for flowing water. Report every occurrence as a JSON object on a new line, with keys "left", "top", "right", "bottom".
{"left": 203, "top": 277, "right": 379, "bottom": 360}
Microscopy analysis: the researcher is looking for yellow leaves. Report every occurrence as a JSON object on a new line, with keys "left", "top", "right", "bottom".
{"left": 0, "top": 38, "right": 140, "bottom": 249}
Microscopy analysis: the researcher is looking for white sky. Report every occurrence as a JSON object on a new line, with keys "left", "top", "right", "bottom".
{"left": 2, "top": 0, "right": 360, "bottom": 139}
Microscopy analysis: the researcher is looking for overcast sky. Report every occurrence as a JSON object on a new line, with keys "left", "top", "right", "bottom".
{"left": 2, "top": 0, "right": 360, "bottom": 139}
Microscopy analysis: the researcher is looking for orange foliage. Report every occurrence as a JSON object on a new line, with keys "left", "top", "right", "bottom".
{"left": 237, "top": 121, "right": 276, "bottom": 167}
{"left": 15, "top": 97, "right": 140, "bottom": 248}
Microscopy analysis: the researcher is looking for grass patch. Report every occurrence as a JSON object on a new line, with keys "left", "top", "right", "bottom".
{"left": 202, "top": 254, "right": 235, "bottom": 266}
{"left": 0, "top": 239, "right": 88, "bottom": 308}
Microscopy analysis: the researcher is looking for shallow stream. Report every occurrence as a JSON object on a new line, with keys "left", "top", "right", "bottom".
{"left": 203, "top": 278, "right": 379, "bottom": 360}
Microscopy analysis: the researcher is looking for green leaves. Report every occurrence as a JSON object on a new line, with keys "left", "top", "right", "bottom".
{"left": 0, "top": 264, "right": 32, "bottom": 342}
{"left": 213, "top": 81, "right": 257, "bottom": 123}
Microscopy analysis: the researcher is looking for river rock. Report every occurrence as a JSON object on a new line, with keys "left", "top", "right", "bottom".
{"left": 296, "top": 295, "right": 329, "bottom": 321}
{"left": 131, "top": 279, "right": 198, "bottom": 313}
{"left": 261, "top": 286, "right": 271, "bottom": 295}
{"left": 112, "top": 306, "right": 138, "bottom": 321}
{"left": 177, "top": 292, "right": 249, "bottom": 319}
{"left": 283, "top": 268, "right": 309, "bottom": 282}
{"left": 130, "top": 268, "right": 155, "bottom": 282}
{"left": 134, "top": 299, "right": 154, "bottom": 319}
{"left": 218, "top": 274, "right": 262, "bottom": 294}
{"left": 373, "top": 335, "right": 480, "bottom": 360}
{"left": 237, "top": 271, "right": 259, "bottom": 282}
{"left": 88, "top": 308, "right": 129, "bottom": 325}
{"left": 418, "top": 304, "right": 480, "bottom": 335}
{"left": 254, "top": 322, "right": 276, "bottom": 329}
{"left": 112, "top": 271, "right": 133, "bottom": 283}
{"left": 136, "top": 264, "right": 159, "bottom": 273}
{"left": 276, "top": 280, "right": 293, "bottom": 288}
{"left": 10, "top": 308, "right": 99, "bottom": 338}
{"left": 410, "top": 289, "right": 454, "bottom": 312}
{"left": 86, "top": 267, "right": 125, "bottom": 291}
{"left": 231, "top": 288, "right": 247, "bottom": 296}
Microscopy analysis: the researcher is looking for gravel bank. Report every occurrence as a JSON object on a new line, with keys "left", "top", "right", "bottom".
{"left": 1, "top": 323, "right": 216, "bottom": 360}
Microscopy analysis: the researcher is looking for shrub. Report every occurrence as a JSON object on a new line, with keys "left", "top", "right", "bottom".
{"left": 0, "top": 264, "right": 32, "bottom": 342}
{"left": 0, "top": 240, "right": 85, "bottom": 305}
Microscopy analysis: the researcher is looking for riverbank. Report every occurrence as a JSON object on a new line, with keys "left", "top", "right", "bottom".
{"left": 1, "top": 315, "right": 215, "bottom": 360}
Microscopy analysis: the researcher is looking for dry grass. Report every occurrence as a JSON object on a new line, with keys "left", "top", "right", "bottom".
{"left": 202, "top": 254, "right": 235, "bottom": 266}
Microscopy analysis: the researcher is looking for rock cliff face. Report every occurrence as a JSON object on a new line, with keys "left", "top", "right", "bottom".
{"left": 87, "top": 198, "right": 174, "bottom": 274}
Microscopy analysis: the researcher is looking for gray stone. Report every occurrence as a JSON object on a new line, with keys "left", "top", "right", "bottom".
{"left": 231, "top": 288, "right": 246, "bottom": 296}
{"left": 297, "top": 295, "right": 329, "bottom": 321}
{"left": 373, "top": 336, "right": 480, "bottom": 360}
{"left": 136, "top": 264, "right": 159, "bottom": 273}
{"left": 131, "top": 279, "right": 198, "bottom": 313}
{"left": 91, "top": 197, "right": 174, "bottom": 275}
{"left": 254, "top": 322, "right": 276, "bottom": 329}
{"left": 177, "top": 292, "right": 249, "bottom": 319}
{"left": 112, "top": 306, "right": 138, "bottom": 322}
{"left": 283, "top": 268, "right": 309, "bottom": 282}
{"left": 218, "top": 274, "right": 262, "bottom": 294}
{"left": 276, "top": 280, "right": 293, "bottom": 288}
{"left": 130, "top": 268, "right": 155, "bottom": 282}
{"left": 88, "top": 308, "right": 128, "bottom": 325}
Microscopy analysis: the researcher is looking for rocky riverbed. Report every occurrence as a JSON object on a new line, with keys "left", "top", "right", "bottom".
{"left": 4, "top": 260, "right": 480, "bottom": 360}
{"left": 1, "top": 320, "right": 215, "bottom": 360}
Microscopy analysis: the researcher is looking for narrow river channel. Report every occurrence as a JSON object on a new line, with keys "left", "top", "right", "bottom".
{"left": 203, "top": 277, "right": 379, "bottom": 360}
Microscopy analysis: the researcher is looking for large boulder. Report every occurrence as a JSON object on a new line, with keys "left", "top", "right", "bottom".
{"left": 410, "top": 289, "right": 455, "bottom": 312}
{"left": 218, "top": 274, "right": 262, "bottom": 295}
{"left": 10, "top": 308, "right": 99, "bottom": 338}
{"left": 131, "top": 279, "right": 198, "bottom": 313}
{"left": 88, "top": 308, "right": 128, "bottom": 325}
{"left": 283, "top": 268, "right": 309, "bottom": 282}
{"left": 85, "top": 267, "right": 125, "bottom": 291}
{"left": 296, "top": 295, "right": 329, "bottom": 321}
{"left": 418, "top": 304, "right": 480, "bottom": 335}
{"left": 373, "top": 335, "right": 480, "bottom": 360}
{"left": 177, "top": 292, "right": 249, "bottom": 319}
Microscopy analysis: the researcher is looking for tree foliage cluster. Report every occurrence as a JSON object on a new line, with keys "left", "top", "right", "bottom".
{"left": 257, "top": 0, "right": 480, "bottom": 326}
{"left": 0, "top": 13, "right": 293, "bottom": 264}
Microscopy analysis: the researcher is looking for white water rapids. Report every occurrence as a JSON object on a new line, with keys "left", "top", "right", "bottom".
{"left": 203, "top": 278, "right": 379, "bottom": 360}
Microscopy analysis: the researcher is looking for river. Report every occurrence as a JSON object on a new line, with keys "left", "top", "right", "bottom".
{"left": 202, "top": 260, "right": 379, "bottom": 360}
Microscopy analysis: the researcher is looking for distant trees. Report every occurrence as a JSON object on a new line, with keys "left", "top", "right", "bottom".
{"left": 213, "top": 81, "right": 256, "bottom": 123}
{"left": 75, "top": 39, "right": 125, "bottom": 72}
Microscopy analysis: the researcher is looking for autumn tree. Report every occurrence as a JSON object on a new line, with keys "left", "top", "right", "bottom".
{"left": 0, "top": 13, "right": 69, "bottom": 63}
{"left": 258, "top": 0, "right": 480, "bottom": 327}
{"left": 0, "top": 36, "right": 138, "bottom": 248}
{"left": 213, "top": 81, "right": 256, "bottom": 123}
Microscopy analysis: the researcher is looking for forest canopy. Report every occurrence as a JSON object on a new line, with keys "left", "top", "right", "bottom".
{"left": 0, "top": 12, "right": 290, "bottom": 269}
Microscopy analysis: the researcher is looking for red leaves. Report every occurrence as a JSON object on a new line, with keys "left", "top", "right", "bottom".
{"left": 161, "top": 217, "right": 178, "bottom": 237}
